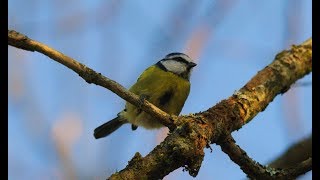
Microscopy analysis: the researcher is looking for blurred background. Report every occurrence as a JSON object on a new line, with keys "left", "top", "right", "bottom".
{"left": 8, "top": 0, "right": 312, "bottom": 179}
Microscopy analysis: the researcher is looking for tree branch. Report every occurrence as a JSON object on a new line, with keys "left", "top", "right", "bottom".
{"left": 8, "top": 29, "right": 312, "bottom": 179}
{"left": 218, "top": 135, "right": 312, "bottom": 179}
{"left": 230, "top": 38, "right": 312, "bottom": 127}
{"left": 8, "top": 30, "right": 176, "bottom": 130}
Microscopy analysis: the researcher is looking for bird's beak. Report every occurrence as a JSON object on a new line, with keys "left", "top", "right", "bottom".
{"left": 188, "top": 62, "right": 197, "bottom": 68}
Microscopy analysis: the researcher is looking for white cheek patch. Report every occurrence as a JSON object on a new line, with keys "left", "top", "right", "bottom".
{"left": 161, "top": 60, "right": 187, "bottom": 75}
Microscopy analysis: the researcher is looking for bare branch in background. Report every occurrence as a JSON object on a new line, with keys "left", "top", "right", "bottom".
{"left": 269, "top": 135, "right": 312, "bottom": 168}
{"left": 8, "top": 30, "right": 312, "bottom": 179}
{"left": 278, "top": 158, "right": 312, "bottom": 178}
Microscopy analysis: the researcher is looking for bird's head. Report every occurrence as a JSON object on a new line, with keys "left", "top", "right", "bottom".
{"left": 156, "top": 52, "right": 197, "bottom": 80}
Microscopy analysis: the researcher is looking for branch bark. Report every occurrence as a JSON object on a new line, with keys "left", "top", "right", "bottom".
{"left": 8, "top": 30, "right": 312, "bottom": 179}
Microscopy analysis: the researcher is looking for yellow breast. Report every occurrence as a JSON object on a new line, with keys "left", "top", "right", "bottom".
{"left": 122, "top": 65, "right": 191, "bottom": 129}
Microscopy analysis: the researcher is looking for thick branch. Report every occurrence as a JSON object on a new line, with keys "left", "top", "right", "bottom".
{"left": 218, "top": 135, "right": 312, "bottom": 179}
{"left": 110, "top": 129, "right": 205, "bottom": 179}
{"left": 220, "top": 38, "right": 312, "bottom": 131}
{"left": 8, "top": 29, "right": 312, "bottom": 179}
{"left": 8, "top": 30, "right": 175, "bottom": 130}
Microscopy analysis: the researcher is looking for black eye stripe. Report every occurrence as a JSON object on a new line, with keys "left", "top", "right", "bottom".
{"left": 162, "top": 56, "right": 190, "bottom": 65}
{"left": 171, "top": 56, "right": 190, "bottom": 64}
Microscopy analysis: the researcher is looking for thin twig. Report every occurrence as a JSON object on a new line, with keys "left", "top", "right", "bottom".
{"left": 218, "top": 135, "right": 312, "bottom": 179}
{"left": 8, "top": 30, "right": 176, "bottom": 130}
{"left": 217, "top": 135, "right": 271, "bottom": 179}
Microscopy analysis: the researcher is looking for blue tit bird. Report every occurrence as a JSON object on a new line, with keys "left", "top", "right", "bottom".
{"left": 94, "top": 52, "right": 197, "bottom": 139}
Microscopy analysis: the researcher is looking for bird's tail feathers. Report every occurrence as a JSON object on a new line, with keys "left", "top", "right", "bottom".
{"left": 94, "top": 116, "right": 128, "bottom": 139}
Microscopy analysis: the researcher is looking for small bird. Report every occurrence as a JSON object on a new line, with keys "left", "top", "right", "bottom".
{"left": 94, "top": 52, "right": 197, "bottom": 139}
